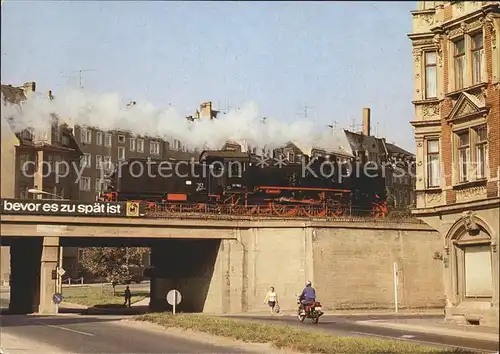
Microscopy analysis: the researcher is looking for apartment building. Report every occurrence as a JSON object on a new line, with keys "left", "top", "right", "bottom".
{"left": 1, "top": 81, "right": 83, "bottom": 284}
{"left": 409, "top": 1, "right": 499, "bottom": 326}
{"left": 343, "top": 108, "right": 417, "bottom": 212}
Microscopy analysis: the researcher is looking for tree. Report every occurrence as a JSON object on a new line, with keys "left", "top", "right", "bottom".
{"left": 80, "top": 247, "right": 148, "bottom": 295}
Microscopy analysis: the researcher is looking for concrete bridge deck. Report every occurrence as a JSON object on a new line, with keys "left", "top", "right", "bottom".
{"left": 1, "top": 212, "right": 427, "bottom": 239}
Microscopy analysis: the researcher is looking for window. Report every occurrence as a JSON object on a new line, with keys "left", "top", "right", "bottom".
{"left": 56, "top": 159, "right": 67, "bottom": 175}
{"left": 475, "top": 125, "right": 487, "bottom": 179}
{"left": 118, "top": 135, "right": 125, "bottom": 143}
{"left": 95, "top": 178, "right": 103, "bottom": 192}
{"left": 96, "top": 131, "right": 103, "bottom": 145}
{"left": 457, "top": 130, "right": 470, "bottom": 183}
{"left": 130, "top": 138, "right": 136, "bottom": 151}
{"left": 137, "top": 139, "right": 144, "bottom": 153}
{"left": 81, "top": 128, "right": 92, "bottom": 144}
{"left": 103, "top": 156, "right": 112, "bottom": 170}
{"left": 19, "top": 154, "right": 29, "bottom": 173}
{"left": 19, "top": 186, "right": 28, "bottom": 199}
{"left": 79, "top": 177, "right": 91, "bottom": 191}
{"left": 150, "top": 141, "right": 160, "bottom": 155}
{"left": 118, "top": 147, "right": 125, "bottom": 161}
{"left": 61, "top": 135, "right": 70, "bottom": 146}
{"left": 104, "top": 133, "right": 112, "bottom": 147}
{"left": 424, "top": 51, "right": 437, "bottom": 98}
{"left": 52, "top": 155, "right": 61, "bottom": 172}
{"left": 454, "top": 38, "right": 465, "bottom": 90}
{"left": 471, "top": 32, "right": 483, "bottom": 85}
{"left": 426, "top": 139, "right": 440, "bottom": 188}
{"left": 96, "top": 155, "right": 103, "bottom": 169}
{"left": 80, "top": 153, "right": 91, "bottom": 168}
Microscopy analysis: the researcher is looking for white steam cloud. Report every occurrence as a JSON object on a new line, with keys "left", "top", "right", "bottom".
{"left": 1, "top": 88, "right": 353, "bottom": 155}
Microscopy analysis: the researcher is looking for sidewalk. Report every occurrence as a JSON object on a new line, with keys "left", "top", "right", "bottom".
{"left": 58, "top": 296, "right": 150, "bottom": 315}
{"left": 216, "top": 308, "right": 444, "bottom": 317}
{"left": 355, "top": 317, "right": 500, "bottom": 342}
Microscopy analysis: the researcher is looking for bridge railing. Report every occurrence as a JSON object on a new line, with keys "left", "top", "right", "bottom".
{"left": 144, "top": 203, "right": 422, "bottom": 224}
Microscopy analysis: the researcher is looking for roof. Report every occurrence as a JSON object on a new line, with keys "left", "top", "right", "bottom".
{"left": 1, "top": 83, "right": 82, "bottom": 155}
{"left": 1, "top": 84, "right": 27, "bottom": 105}
{"left": 344, "top": 130, "right": 387, "bottom": 155}
{"left": 385, "top": 142, "right": 415, "bottom": 157}
{"left": 199, "top": 150, "right": 250, "bottom": 162}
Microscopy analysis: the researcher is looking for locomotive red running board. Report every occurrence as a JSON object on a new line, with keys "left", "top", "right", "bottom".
{"left": 255, "top": 186, "right": 351, "bottom": 193}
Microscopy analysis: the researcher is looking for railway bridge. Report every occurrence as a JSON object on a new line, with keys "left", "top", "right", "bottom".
{"left": 0, "top": 198, "right": 442, "bottom": 316}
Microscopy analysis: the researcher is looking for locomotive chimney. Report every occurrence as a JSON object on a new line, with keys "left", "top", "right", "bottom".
{"left": 362, "top": 108, "right": 371, "bottom": 136}
{"left": 200, "top": 101, "right": 213, "bottom": 119}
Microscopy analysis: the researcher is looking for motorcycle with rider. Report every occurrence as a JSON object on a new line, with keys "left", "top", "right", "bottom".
{"left": 297, "top": 280, "right": 323, "bottom": 324}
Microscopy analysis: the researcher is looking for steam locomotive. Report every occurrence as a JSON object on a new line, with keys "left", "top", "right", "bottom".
{"left": 97, "top": 149, "right": 388, "bottom": 217}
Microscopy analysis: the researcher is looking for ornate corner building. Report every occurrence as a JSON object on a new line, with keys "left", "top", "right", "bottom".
{"left": 409, "top": 2, "right": 499, "bottom": 327}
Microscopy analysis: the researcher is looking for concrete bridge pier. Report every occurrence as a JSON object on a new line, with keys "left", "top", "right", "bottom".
{"left": 9, "top": 237, "right": 42, "bottom": 314}
{"left": 38, "top": 236, "right": 59, "bottom": 314}
{"left": 8, "top": 236, "right": 59, "bottom": 315}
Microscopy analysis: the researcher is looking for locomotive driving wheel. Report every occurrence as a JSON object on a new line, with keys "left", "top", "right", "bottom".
{"left": 271, "top": 203, "right": 298, "bottom": 217}
{"left": 303, "top": 205, "right": 327, "bottom": 218}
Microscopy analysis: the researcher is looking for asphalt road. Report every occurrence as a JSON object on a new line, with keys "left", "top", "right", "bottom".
{"left": 224, "top": 314, "right": 500, "bottom": 353}
{"left": 0, "top": 314, "right": 253, "bottom": 353}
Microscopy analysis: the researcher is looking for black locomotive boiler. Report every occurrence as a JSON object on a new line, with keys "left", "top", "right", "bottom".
{"left": 98, "top": 150, "right": 388, "bottom": 218}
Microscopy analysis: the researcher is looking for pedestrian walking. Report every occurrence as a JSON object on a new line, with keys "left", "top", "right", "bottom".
{"left": 264, "top": 286, "right": 279, "bottom": 315}
{"left": 124, "top": 285, "right": 132, "bottom": 308}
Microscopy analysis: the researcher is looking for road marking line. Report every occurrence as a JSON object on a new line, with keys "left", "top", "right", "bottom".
{"left": 34, "top": 322, "right": 94, "bottom": 337}
{"left": 400, "top": 334, "right": 415, "bottom": 338}
{"left": 349, "top": 331, "right": 494, "bottom": 353}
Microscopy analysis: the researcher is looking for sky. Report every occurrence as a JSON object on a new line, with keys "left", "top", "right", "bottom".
{"left": 1, "top": 1, "right": 417, "bottom": 152}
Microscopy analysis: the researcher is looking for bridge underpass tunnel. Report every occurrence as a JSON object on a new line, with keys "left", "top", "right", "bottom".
{"left": 149, "top": 239, "right": 221, "bottom": 313}
{"left": 0, "top": 236, "right": 57, "bottom": 315}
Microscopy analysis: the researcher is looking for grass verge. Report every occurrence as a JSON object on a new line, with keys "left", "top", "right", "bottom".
{"left": 62, "top": 285, "right": 148, "bottom": 307}
{"left": 134, "top": 313, "right": 468, "bottom": 353}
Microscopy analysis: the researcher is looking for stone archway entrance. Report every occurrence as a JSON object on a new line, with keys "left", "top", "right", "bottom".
{"left": 444, "top": 212, "right": 498, "bottom": 326}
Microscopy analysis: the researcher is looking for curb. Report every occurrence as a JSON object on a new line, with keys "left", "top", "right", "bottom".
{"left": 355, "top": 320, "right": 500, "bottom": 342}
{"left": 214, "top": 311, "right": 444, "bottom": 317}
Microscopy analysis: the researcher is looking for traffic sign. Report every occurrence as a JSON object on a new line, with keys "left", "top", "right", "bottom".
{"left": 53, "top": 293, "right": 63, "bottom": 304}
{"left": 57, "top": 268, "right": 66, "bottom": 277}
{"left": 166, "top": 289, "right": 182, "bottom": 305}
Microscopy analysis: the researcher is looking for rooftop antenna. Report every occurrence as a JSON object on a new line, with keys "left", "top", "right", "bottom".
{"left": 328, "top": 121, "right": 339, "bottom": 134}
{"left": 62, "top": 69, "right": 96, "bottom": 89}
{"left": 350, "top": 118, "right": 357, "bottom": 131}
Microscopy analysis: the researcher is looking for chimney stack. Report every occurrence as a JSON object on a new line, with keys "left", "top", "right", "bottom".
{"left": 22, "top": 81, "right": 36, "bottom": 94}
{"left": 199, "top": 102, "right": 213, "bottom": 119}
{"left": 362, "top": 108, "right": 371, "bottom": 136}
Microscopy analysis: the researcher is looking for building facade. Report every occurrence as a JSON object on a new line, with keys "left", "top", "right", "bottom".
{"left": 409, "top": 1, "right": 499, "bottom": 326}
{"left": 1, "top": 82, "right": 83, "bottom": 284}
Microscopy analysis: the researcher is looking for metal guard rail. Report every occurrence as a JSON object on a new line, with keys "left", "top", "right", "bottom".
{"left": 142, "top": 203, "right": 422, "bottom": 224}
